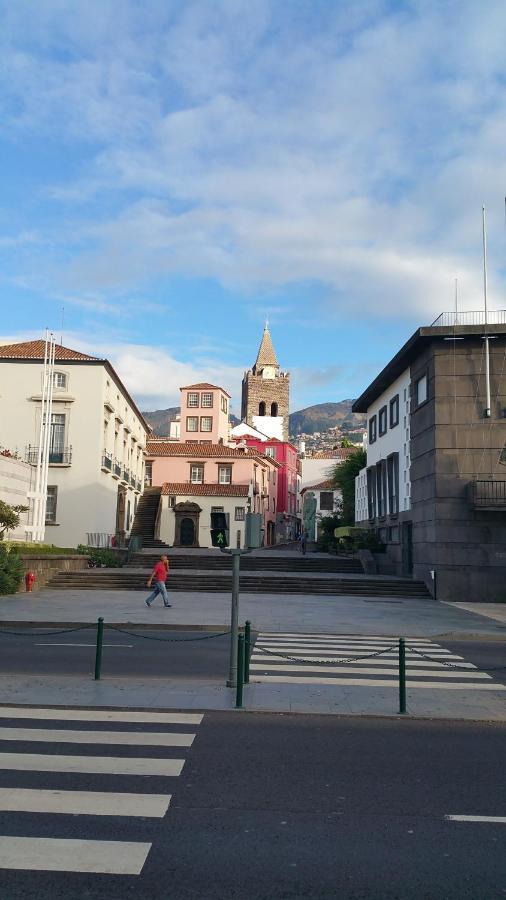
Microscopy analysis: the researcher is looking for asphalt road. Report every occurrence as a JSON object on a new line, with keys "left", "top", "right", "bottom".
{"left": 0, "top": 628, "right": 233, "bottom": 680}
{"left": 0, "top": 711, "right": 505, "bottom": 899}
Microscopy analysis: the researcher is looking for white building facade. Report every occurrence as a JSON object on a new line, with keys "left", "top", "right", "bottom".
{"left": 0, "top": 454, "right": 34, "bottom": 540}
{"left": 0, "top": 340, "right": 149, "bottom": 548}
{"left": 354, "top": 369, "right": 410, "bottom": 533}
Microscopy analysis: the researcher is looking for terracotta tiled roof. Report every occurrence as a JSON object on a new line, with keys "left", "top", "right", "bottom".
{"left": 311, "top": 448, "right": 358, "bottom": 460}
{"left": 146, "top": 442, "right": 279, "bottom": 465}
{"left": 0, "top": 339, "right": 100, "bottom": 361}
{"left": 254, "top": 326, "right": 279, "bottom": 370}
{"left": 301, "top": 479, "right": 336, "bottom": 493}
{"left": 180, "top": 382, "right": 231, "bottom": 397}
{"left": 161, "top": 482, "right": 249, "bottom": 497}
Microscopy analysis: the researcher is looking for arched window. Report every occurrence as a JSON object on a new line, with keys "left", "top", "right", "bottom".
{"left": 271, "top": 402, "right": 278, "bottom": 417}
{"left": 258, "top": 401, "right": 266, "bottom": 416}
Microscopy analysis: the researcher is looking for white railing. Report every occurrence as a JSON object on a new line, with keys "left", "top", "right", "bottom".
{"left": 431, "top": 310, "right": 506, "bottom": 327}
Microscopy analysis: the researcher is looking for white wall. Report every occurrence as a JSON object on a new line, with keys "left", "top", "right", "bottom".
{"left": 158, "top": 494, "right": 248, "bottom": 548}
{"left": 252, "top": 415, "right": 284, "bottom": 440}
{"left": 299, "top": 458, "right": 336, "bottom": 491}
{"left": 364, "top": 368, "right": 411, "bottom": 513}
{"left": 0, "top": 359, "right": 148, "bottom": 547}
{"left": 0, "top": 455, "right": 34, "bottom": 540}
{"left": 355, "top": 468, "right": 368, "bottom": 523}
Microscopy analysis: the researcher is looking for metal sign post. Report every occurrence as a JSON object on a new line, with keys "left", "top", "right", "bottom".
{"left": 220, "top": 547, "right": 252, "bottom": 686}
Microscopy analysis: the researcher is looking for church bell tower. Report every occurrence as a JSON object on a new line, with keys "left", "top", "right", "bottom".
{"left": 241, "top": 324, "right": 290, "bottom": 441}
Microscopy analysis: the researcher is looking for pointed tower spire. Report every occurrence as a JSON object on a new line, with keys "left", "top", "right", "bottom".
{"left": 254, "top": 323, "right": 279, "bottom": 372}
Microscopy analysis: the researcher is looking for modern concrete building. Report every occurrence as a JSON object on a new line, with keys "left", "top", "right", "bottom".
{"left": 241, "top": 325, "right": 290, "bottom": 441}
{"left": 353, "top": 312, "right": 506, "bottom": 601}
{"left": 0, "top": 340, "right": 149, "bottom": 547}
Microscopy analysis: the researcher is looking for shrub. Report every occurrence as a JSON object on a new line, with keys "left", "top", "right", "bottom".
{"left": 316, "top": 515, "right": 343, "bottom": 551}
{"left": 334, "top": 527, "right": 385, "bottom": 554}
{"left": 77, "top": 545, "right": 123, "bottom": 568}
{"left": 0, "top": 544, "right": 23, "bottom": 595}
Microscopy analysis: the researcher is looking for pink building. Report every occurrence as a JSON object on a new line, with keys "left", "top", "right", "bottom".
{"left": 179, "top": 383, "right": 230, "bottom": 444}
{"left": 146, "top": 441, "right": 279, "bottom": 547}
{"left": 230, "top": 431, "right": 299, "bottom": 542}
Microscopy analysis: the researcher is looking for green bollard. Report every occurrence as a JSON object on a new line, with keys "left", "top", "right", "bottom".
{"left": 94, "top": 617, "right": 104, "bottom": 681}
{"left": 398, "top": 637, "right": 406, "bottom": 714}
{"left": 236, "top": 633, "right": 245, "bottom": 709}
{"left": 244, "top": 620, "right": 251, "bottom": 684}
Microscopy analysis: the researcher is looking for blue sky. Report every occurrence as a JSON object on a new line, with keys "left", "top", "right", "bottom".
{"left": 1, "top": 0, "right": 505, "bottom": 415}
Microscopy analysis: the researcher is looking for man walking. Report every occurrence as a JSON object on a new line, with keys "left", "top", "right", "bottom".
{"left": 145, "top": 554, "right": 171, "bottom": 608}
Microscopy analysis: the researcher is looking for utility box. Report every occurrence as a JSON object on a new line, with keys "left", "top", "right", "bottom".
{"left": 245, "top": 512, "right": 262, "bottom": 549}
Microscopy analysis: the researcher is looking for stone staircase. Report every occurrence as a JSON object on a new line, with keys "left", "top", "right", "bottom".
{"left": 130, "top": 487, "right": 168, "bottom": 549}
{"left": 126, "top": 553, "right": 365, "bottom": 574}
{"left": 46, "top": 555, "right": 431, "bottom": 598}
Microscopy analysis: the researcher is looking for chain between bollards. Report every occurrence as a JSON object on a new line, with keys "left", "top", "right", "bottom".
{"left": 94, "top": 617, "right": 104, "bottom": 681}
{"left": 236, "top": 633, "right": 245, "bottom": 709}
{"left": 398, "top": 637, "right": 406, "bottom": 714}
{"left": 244, "top": 620, "right": 251, "bottom": 684}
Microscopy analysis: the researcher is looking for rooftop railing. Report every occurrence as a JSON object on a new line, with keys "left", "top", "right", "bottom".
{"left": 431, "top": 310, "right": 506, "bottom": 327}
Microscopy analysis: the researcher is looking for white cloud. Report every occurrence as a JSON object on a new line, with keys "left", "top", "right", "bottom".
{"left": 1, "top": 1, "right": 505, "bottom": 321}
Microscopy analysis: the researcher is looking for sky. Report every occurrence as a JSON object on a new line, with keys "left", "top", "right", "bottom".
{"left": 0, "top": 0, "right": 505, "bottom": 416}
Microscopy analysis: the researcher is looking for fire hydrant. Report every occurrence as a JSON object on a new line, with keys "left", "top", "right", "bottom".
{"left": 25, "top": 571, "right": 35, "bottom": 592}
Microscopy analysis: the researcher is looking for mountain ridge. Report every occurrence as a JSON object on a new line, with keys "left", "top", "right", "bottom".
{"left": 142, "top": 400, "right": 366, "bottom": 438}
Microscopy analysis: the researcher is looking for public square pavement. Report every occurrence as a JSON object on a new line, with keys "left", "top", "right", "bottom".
{"left": 0, "top": 709, "right": 505, "bottom": 898}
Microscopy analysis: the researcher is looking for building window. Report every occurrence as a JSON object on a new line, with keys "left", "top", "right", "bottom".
{"left": 415, "top": 374, "right": 428, "bottom": 406}
{"left": 387, "top": 453, "right": 399, "bottom": 516}
{"left": 221, "top": 395, "right": 228, "bottom": 413}
{"left": 53, "top": 372, "right": 67, "bottom": 390}
{"left": 211, "top": 506, "right": 224, "bottom": 513}
{"left": 190, "top": 464, "right": 204, "bottom": 483}
{"left": 366, "top": 468, "right": 377, "bottom": 520}
{"left": 390, "top": 394, "right": 399, "bottom": 428}
{"left": 271, "top": 402, "right": 278, "bottom": 416}
{"left": 200, "top": 416, "right": 213, "bottom": 432}
{"left": 265, "top": 446, "right": 275, "bottom": 458}
{"left": 187, "top": 392, "right": 199, "bottom": 408}
{"left": 235, "top": 507, "right": 245, "bottom": 521}
{"left": 369, "top": 415, "right": 377, "bottom": 444}
{"left": 273, "top": 498, "right": 276, "bottom": 513}
{"left": 201, "top": 393, "right": 213, "bottom": 408}
{"left": 43, "top": 413, "right": 66, "bottom": 463}
{"left": 186, "top": 416, "right": 198, "bottom": 432}
{"left": 378, "top": 406, "right": 387, "bottom": 436}
{"left": 218, "top": 465, "right": 232, "bottom": 484}
{"left": 258, "top": 401, "right": 266, "bottom": 416}
{"left": 169, "top": 496, "right": 176, "bottom": 508}
{"left": 46, "top": 486, "right": 58, "bottom": 523}
{"left": 319, "top": 491, "right": 334, "bottom": 511}
{"left": 376, "top": 461, "right": 387, "bottom": 518}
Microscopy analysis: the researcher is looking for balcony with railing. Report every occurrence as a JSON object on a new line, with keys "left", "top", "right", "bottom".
{"left": 101, "top": 451, "right": 113, "bottom": 472}
{"left": 468, "top": 479, "right": 506, "bottom": 510}
{"left": 25, "top": 445, "right": 72, "bottom": 466}
{"left": 112, "top": 459, "right": 122, "bottom": 479}
{"left": 121, "top": 466, "right": 130, "bottom": 484}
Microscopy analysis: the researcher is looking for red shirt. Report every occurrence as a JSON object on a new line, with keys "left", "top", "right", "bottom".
{"left": 153, "top": 561, "right": 168, "bottom": 582}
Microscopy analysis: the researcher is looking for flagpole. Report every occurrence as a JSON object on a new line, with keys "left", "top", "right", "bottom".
{"left": 482, "top": 205, "right": 491, "bottom": 418}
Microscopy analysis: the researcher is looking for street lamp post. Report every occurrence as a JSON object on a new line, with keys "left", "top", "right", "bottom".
{"left": 220, "top": 547, "right": 252, "bottom": 686}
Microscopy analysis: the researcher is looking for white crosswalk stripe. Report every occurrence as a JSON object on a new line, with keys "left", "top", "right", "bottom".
{"left": 250, "top": 633, "right": 505, "bottom": 691}
{"left": 0, "top": 704, "right": 203, "bottom": 876}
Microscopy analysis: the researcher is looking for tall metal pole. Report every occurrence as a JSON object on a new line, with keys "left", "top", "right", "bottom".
{"left": 32, "top": 332, "right": 49, "bottom": 540}
{"left": 40, "top": 335, "right": 56, "bottom": 539}
{"left": 482, "top": 205, "right": 491, "bottom": 418}
{"left": 227, "top": 551, "right": 241, "bottom": 687}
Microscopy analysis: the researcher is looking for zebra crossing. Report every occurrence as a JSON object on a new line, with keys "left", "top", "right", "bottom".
{"left": 0, "top": 705, "right": 202, "bottom": 875}
{"left": 250, "top": 633, "right": 505, "bottom": 690}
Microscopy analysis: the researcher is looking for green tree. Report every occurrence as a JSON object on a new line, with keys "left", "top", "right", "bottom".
{"left": 0, "top": 500, "right": 28, "bottom": 540}
{"left": 331, "top": 449, "right": 367, "bottom": 526}
{"left": 340, "top": 437, "right": 352, "bottom": 448}
{"left": 0, "top": 544, "right": 23, "bottom": 594}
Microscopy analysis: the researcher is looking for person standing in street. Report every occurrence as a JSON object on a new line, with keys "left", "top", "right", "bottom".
{"left": 145, "top": 554, "right": 171, "bottom": 607}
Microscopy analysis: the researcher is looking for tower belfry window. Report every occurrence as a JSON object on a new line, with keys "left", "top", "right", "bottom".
{"left": 259, "top": 401, "right": 266, "bottom": 416}
{"left": 271, "top": 402, "right": 278, "bottom": 416}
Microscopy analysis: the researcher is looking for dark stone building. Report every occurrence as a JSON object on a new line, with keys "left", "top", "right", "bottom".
{"left": 353, "top": 314, "right": 506, "bottom": 602}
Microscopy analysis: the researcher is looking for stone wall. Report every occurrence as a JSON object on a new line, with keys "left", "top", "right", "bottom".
{"left": 242, "top": 372, "right": 290, "bottom": 441}
{"left": 411, "top": 336, "right": 506, "bottom": 602}
{"left": 16, "top": 554, "right": 89, "bottom": 592}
